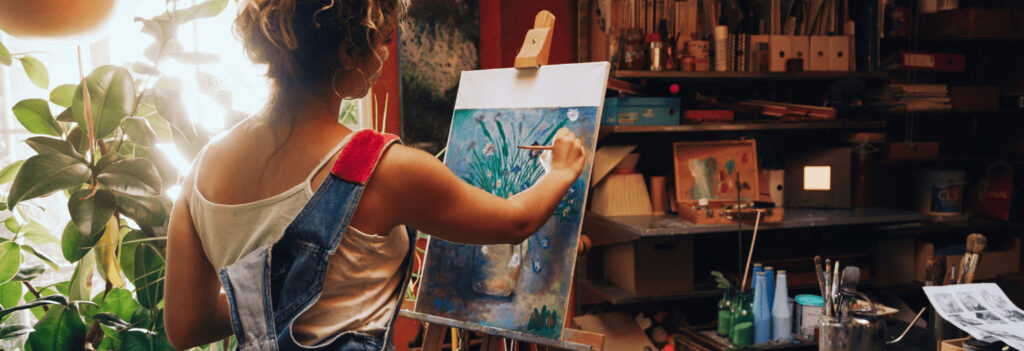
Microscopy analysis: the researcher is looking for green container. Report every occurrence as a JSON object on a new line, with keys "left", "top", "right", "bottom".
{"left": 717, "top": 288, "right": 734, "bottom": 336}
{"left": 730, "top": 292, "right": 753, "bottom": 346}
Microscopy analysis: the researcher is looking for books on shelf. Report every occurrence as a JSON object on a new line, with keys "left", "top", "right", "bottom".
{"left": 865, "top": 84, "right": 952, "bottom": 111}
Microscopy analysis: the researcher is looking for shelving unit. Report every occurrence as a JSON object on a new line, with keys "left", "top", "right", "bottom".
{"left": 598, "top": 120, "right": 885, "bottom": 139}
{"left": 579, "top": 279, "right": 723, "bottom": 305}
{"left": 583, "top": 208, "right": 926, "bottom": 247}
{"left": 612, "top": 70, "right": 889, "bottom": 82}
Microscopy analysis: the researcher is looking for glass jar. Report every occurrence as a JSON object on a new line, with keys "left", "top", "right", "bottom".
{"left": 730, "top": 292, "right": 754, "bottom": 347}
{"left": 717, "top": 288, "right": 734, "bottom": 336}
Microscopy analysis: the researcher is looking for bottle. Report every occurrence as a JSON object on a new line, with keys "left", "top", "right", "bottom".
{"left": 772, "top": 270, "right": 793, "bottom": 342}
{"left": 730, "top": 292, "right": 753, "bottom": 347}
{"left": 765, "top": 266, "right": 776, "bottom": 311}
{"left": 751, "top": 263, "right": 763, "bottom": 290}
{"left": 752, "top": 272, "right": 771, "bottom": 344}
{"left": 717, "top": 288, "right": 734, "bottom": 336}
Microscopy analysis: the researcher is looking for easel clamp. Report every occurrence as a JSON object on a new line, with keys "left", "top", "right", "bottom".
{"left": 514, "top": 10, "right": 556, "bottom": 69}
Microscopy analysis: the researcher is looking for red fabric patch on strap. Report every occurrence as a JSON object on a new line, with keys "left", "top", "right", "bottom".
{"left": 331, "top": 130, "right": 400, "bottom": 184}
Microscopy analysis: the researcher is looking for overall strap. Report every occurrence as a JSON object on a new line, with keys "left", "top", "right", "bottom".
{"left": 331, "top": 129, "right": 401, "bottom": 185}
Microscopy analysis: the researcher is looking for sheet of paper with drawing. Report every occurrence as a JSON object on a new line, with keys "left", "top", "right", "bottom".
{"left": 923, "top": 283, "right": 1024, "bottom": 349}
{"left": 414, "top": 62, "right": 610, "bottom": 340}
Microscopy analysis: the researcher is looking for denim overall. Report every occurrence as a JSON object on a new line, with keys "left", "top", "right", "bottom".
{"left": 218, "top": 130, "right": 415, "bottom": 351}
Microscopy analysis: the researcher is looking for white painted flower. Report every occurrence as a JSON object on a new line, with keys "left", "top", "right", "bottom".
{"left": 508, "top": 253, "right": 521, "bottom": 267}
{"left": 483, "top": 143, "right": 496, "bottom": 156}
{"left": 567, "top": 108, "right": 579, "bottom": 122}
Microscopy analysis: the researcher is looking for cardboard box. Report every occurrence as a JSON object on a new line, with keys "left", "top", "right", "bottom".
{"left": 876, "top": 238, "right": 917, "bottom": 286}
{"left": 603, "top": 97, "right": 681, "bottom": 126}
{"left": 940, "top": 337, "right": 970, "bottom": 351}
{"left": 922, "top": 9, "right": 1012, "bottom": 38}
{"left": 889, "top": 142, "right": 940, "bottom": 160}
{"left": 603, "top": 236, "right": 694, "bottom": 297}
{"left": 914, "top": 237, "right": 1022, "bottom": 284}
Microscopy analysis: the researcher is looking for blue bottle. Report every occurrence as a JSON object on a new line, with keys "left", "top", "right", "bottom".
{"left": 752, "top": 272, "right": 772, "bottom": 344}
{"left": 751, "top": 263, "right": 763, "bottom": 292}
{"left": 765, "top": 266, "right": 776, "bottom": 311}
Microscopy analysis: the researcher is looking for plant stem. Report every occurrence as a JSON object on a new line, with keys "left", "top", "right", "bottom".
{"left": 21, "top": 281, "right": 47, "bottom": 312}
{"left": 77, "top": 46, "right": 97, "bottom": 164}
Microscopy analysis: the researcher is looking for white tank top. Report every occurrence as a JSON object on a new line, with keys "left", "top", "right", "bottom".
{"left": 188, "top": 135, "right": 409, "bottom": 344}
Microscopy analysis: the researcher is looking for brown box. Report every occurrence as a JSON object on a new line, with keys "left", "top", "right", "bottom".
{"left": 914, "top": 237, "right": 1022, "bottom": 284}
{"left": 876, "top": 239, "right": 917, "bottom": 286}
{"left": 603, "top": 236, "right": 694, "bottom": 297}
{"left": 951, "top": 86, "right": 1000, "bottom": 111}
{"left": 922, "top": 9, "right": 1012, "bottom": 38}
{"left": 940, "top": 337, "right": 970, "bottom": 351}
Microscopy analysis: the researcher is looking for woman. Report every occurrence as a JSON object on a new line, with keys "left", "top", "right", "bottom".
{"left": 162, "top": 0, "right": 586, "bottom": 350}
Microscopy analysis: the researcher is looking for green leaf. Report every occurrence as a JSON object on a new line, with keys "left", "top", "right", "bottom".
{"left": 67, "top": 251, "right": 94, "bottom": 302}
{"left": 21, "top": 245, "right": 58, "bottom": 271}
{"left": 0, "top": 280, "right": 22, "bottom": 309}
{"left": 172, "top": 0, "right": 228, "bottom": 23}
{"left": 71, "top": 65, "right": 136, "bottom": 139}
{"left": 133, "top": 243, "right": 164, "bottom": 309}
{"left": 0, "top": 242, "right": 22, "bottom": 284}
{"left": 4, "top": 217, "right": 20, "bottom": 233}
{"left": 65, "top": 127, "right": 89, "bottom": 155}
{"left": 95, "top": 288, "right": 138, "bottom": 322}
{"left": 24, "top": 287, "right": 60, "bottom": 320}
{"left": 122, "top": 117, "right": 158, "bottom": 147}
{"left": 96, "top": 159, "right": 162, "bottom": 196}
{"left": 121, "top": 328, "right": 175, "bottom": 351}
{"left": 12, "top": 99, "right": 62, "bottom": 136}
{"left": 0, "top": 160, "right": 24, "bottom": 185}
{"left": 19, "top": 56, "right": 48, "bottom": 89}
{"left": 61, "top": 221, "right": 89, "bottom": 263}
{"left": 93, "top": 312, "right": 130, "bottom": 331}
{"left": 94, "top": 152, "right": 124, "bottom": 174}
{"left": 0, "top": 324, "right": 33, "bottom": 340}
{"left": 67, "top": 189, "right": 116, "bottom": 238}
{"left": 119, "top": 230, "right": 145, "bottom": 281}
{"left": 55, "top": 106, "right": 74, "bottom": 122}
{"left": 0, "top": 41, "right": 10, "bottom": 66}
{"left": 24, "top": 136, "right": 83, "bottom": 160}
{"left": 49, "top": 84, "right": 77, "bottom": 108}
{"left": 12, "top": 265, "right": 44, "bottom": 281}
{"left": 7, "top": 154, "right": 91, "bottom": 209}
{"left": 21, "top": 220, "right": 59, "bottom": 246}
{"left": 114, "top": 193, "right": 168, "bottom": 227}
{"left": 27, "top": 306, "right": 86, "bottom": 351}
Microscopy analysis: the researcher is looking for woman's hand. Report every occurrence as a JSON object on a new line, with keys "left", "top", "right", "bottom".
{"left": 545, "top": 128, "right": 586, "bottom": 181}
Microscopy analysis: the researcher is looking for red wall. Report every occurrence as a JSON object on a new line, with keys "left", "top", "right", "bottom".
{"left": 481, "top": 0, "right": 579, "bottom": 69}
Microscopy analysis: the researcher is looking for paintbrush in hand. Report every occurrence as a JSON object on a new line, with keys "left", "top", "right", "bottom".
{"left": 925, "top": 256, "right": 947, "bottom": 286}
{"left": 517, "top": 145, "right": 553, "bottom": 150}
{"left": 963, "top": 234, "right": 987, "bottom": 284}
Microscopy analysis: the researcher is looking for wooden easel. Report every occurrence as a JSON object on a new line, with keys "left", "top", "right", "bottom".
{"left": 405, "top": 10, "right": 605, "bottom": 351}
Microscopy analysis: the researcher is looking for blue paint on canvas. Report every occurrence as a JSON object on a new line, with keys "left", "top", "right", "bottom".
{"left": 415, "top": 107, "right": 598, "bottom": 339}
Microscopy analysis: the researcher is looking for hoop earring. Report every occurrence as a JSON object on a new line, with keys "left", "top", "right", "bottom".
{"left": 353, "top": 67, "right": 370, "bottom": 98}
{"left": 331, "top": 69, "right": 344, "bottom": 98}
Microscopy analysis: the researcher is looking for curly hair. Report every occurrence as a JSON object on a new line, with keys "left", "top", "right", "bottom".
{"left": 234, "top": 0, "right": 407, "bottom": 92}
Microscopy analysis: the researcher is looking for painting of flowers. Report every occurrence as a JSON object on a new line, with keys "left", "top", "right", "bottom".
{"left": 415, "top": 106, "right": 598, "bottom": 340}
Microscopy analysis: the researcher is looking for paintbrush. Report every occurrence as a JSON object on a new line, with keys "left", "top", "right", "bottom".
{"left": 924, "top": 256, "right": 947, "bottom": 286}
{"left": 831, "top": 260, "right": 841, "bottom": 315}
{"left": 963, "top": 234, "right": 987, "bottom": 284}
{"left": 839, "top": 266, "right": 861, "bottom": 319}
{"left": 824, "top": 259, "right": 832, "bottom": 316}
{"left": 517, "top": 145, "right": 553, "bottom": 150}
{"left": 814, "top": 256, "right": 827, "bottom": 298}
{"left": 948, "top": 264, "right": 957, "bottom": 286}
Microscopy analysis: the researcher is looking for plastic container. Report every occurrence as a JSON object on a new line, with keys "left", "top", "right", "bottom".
{"left": 796, "top": 294, "right": 825, "bottom": 340}
{"left": 753, "top": 272, "right": 772, "bottom": 344}
{"left": 772, "top": 270, "right": 793, "bottom": 342}
{"left": 915, "top": 170, "right": 967, "bottom": 216}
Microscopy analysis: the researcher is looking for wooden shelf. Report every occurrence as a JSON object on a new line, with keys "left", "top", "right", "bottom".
{"left": 583, "top": 208, "right": 926, "bottom": 247}
{"left": 612, "top": 70, "right": 888, "bottom": 82}
{"left": 599, "top": 120, "right": 885, "bottom": 137}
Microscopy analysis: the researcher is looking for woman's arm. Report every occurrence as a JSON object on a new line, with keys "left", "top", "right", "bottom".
{"left": 163, "top": 174, "right": 234, "bottom": 349}
{"left": 380, "top": 128, "right": 586, "bottom": 245}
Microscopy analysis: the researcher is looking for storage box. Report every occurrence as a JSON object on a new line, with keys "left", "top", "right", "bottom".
{"left": 603, "top": 97, "right": 681, "bottom": 126}
{"left": 972, "top": 161, "right": 1024, "bottom": 221}
{"left": 914, "top": 237, "right": 1022, "bottom": 284}
{"left": 603, "top": 236, "right": 694, "bottom": 297}
{"left": 940, "top": 337, "right": 970, "bottom": 351}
